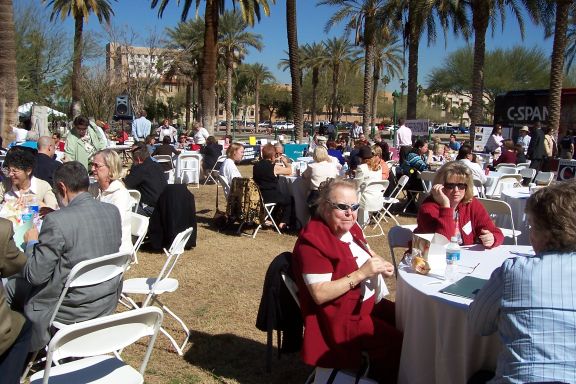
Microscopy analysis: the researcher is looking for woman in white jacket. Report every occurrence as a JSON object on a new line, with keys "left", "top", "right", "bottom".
{"left": 89, "top": 149, "right": 133, "bottom": 254}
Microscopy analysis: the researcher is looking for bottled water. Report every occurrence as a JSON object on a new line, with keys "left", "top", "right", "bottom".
{"left": 445, "top": 236, "right": 461, "bottom": 282}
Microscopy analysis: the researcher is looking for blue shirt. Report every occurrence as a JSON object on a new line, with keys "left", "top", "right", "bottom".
{"left": 131, "top": 116, "right": 152, "bottom": 140}
{"left": 469, "top": 253, "right": 576, "bottom": 383}
{"left": 449, "top": 141, "right": 461, "bottom": 151}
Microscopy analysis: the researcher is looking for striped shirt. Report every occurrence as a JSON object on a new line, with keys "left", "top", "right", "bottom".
{"left": 468, "top": 253, "right": 576, "bottom": 383}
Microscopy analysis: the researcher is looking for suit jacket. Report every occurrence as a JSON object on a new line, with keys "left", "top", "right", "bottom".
{"left": 33, "top": 153, "right": 61, "bottom": 186}
{"left": 22, "top": 192, "right": 122, "bottom": 350}
{"left": 0, "top": 219, "right": 27, "bottom": 356}
{"left": 527, "top": 128, "right": 545, "bottom": 160}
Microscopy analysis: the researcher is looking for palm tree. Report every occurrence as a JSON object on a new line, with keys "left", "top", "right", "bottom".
{"left": 301, "top": 42, "right": 328, "bottom": 132}
{"left": 151, "top": 0, "right": 273, "bottom": 134}
{"left": 565, "top": 13, "right": 576, "bottom": 73}
{"left": 218, "top": 11, "right": 263, "bottom": 134}
{"left": 46, "top": 0, "right": 114, "bottom": 118}
{"left": 0, "top": 0, "right": 18, "bottom": 141}
{"left": 545, "top": 0, "right": 574, "bottom": 135}
{"left": 371, "top": 33, "right": 402, "bottom": 130}
{"left": 319, "top": 0, "right": 391, "bottom": 134}
{"left": 286, "top": 0, "right": 304, "bottom": 141}
{"left": 324, "top": 37, "right": 356, "bottom": 123}
{"left": 465, "top": 0, "right": 538, "bottom": 142}
{"left": 166, "top": 17, "right": 205, "bottom": 129}
{"left": 243, "top": 63, "right": 274, "bottom": 132}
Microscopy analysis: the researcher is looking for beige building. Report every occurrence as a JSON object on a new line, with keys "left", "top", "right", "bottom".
{"left": 106, "top": 43, "right": 185, "bottom": 104}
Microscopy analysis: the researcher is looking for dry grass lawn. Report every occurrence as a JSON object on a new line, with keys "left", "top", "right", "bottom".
{"left": 120, "top": 164, "right": 416, "bottom": 384}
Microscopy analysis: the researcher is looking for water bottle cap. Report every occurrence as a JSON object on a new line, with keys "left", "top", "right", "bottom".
{"left": 450, "top": 236, "right": 458, "bottom": 242}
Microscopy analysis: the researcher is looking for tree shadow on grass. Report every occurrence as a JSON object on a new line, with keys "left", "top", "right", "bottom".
{"left": 184, "top": 330, "right": 311, "bottom": 384}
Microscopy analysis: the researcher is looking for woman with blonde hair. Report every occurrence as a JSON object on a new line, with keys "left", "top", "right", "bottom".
{"left": 89, "top": 149, "right": 132, "bottom": 253}
{"left": 415, "top": 161, "right": 503, "bottom": 247}
{"left": 371, "top": 145, "right": 390, "bottom": 180}
{"left": 354, "top": 146, "right": 383, "bottom": 226}
{"left": 218, "top": 142, "right": 244, "bottom": 188}
{"left": 302, "top": 146, "right": 340, "bottom": 212}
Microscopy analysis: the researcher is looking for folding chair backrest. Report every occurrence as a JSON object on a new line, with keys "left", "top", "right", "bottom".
{"left": 179, "top": 154, "right": 201, "bottom": 170}
{"left": 50, "top": 251, "right": 131, "bottom": 326}
{"left": 391, "top": 175, "right": 409, "bottom": 199}
{"left": 477, "top": 198, "right": 517, "bottom": 239}
{"left": 472, "top": 178, "right": 485, "bottom": 197}
{"left": 496, "top": 166, "right": 518, "bottom": 174}
{"left": 166, "top": 226, "right": 194, "bottom": 257}
{"left": 127, "top": 189, "right": 141, "bottom": 213}
{"left": 217, "top": 172, "right": 231, "bottom": 197}
{"left": 130, "top": 212, "right": 150, "bottom": 263}
{"left": 516, "top": 162, "right": 530, "bottom": 170}
{"left": 419, "top": 171, "right": 436, "bottom": 193}
{"left": 211, "top": 155, "right": 227, "bottom": 173}
{"left": 155, "top": 227, "right": 194, "bottom": 286}
{"left": 44, "top": 307, "right": 163, "bottom": 380}
{"left": 519, "top": 167, "right": 536, "bottom": 183}
{"left": 280, "top": 272, "right": 300, "bottom": 309}
{"left": 496, "top": 163, "right": 516, "bottom": 170}
{"left": 491, "top": 174, "right": 522, "bottom": 197}
{"left": 387, "top": 225, "right": 414, "bottom": 277}
{"left": 535, "top": 171, "right": 554, "bottom": 186}
{"left": 154, "top": 155, "right": 174, "bottom": 169}
{"left": 359, "top": 180, "right": 389, "bottom": 212}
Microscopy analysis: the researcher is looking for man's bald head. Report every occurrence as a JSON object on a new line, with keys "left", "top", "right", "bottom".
{"left": 38, "top": 136, "right": 55, "bottom": 156}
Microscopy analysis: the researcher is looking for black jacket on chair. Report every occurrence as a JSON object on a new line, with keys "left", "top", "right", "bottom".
{"left": 148, "top": 184, "right": 197, "bottom": 250}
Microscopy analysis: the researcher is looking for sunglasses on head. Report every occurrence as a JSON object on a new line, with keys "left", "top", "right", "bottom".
{"left": 444, "top": 183, "right": 467, "bottom": 190}
{"left": 329, "top": 202, "right": 361, "bottom": 212}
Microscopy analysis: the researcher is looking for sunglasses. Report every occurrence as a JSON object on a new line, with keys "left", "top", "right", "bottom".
{"left": 444, "top": 183, "right": 467, "bottom": 190}
{"left": 329, "top": 202, "right": 361, "bottom": 212}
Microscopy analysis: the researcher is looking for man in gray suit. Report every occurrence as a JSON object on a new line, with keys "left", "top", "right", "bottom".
{"left": 6, "top": 161, "right": 123, "bottom": 352}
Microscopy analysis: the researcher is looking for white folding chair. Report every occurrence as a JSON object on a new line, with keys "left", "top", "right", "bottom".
{"left": 127, "top": 189, "right": 141, "bottom": 213}
{"left": 516, "top": 162, "right": 530, "bottom": 169}
{"left": 374, "top": 175, "right": 409, "bottom": 226}
{"left": 402, "top": 170, "right": 426, "bottom": 213}
{"left": 240, "top": 184, "right": 281, "bottom": 238}
{"left": 130, "top": 212, "right": 149, "bottom": 265}
{"left": 203, "top": 155, "right": 227, "bottom": 185}
{"left": 419, "top": 171, "right": 436, "bottom": 194}
{"left": 22, "top": 251, "right": 132, "bottom": 381}
{"left": 358, "top": 180, "right": 389, "bottom": 238}
{"left": 495, "top": 165, "right": 518, "bottom": 174}
{"left": 387, "top": 225, "right": 414, "bottom": 278}
{"left": 217, "top": 172, "right": 231, "bottom": 197}
{"left": 473, "top": 178, "right": 486, "bottom": 198}
{"left": 120, "top": 227, "right": 194, "bottom": 356}
{"left": 495, "top": 163, "right": 517, "bottom": 171}
{"left": 154, "top": 155, "right": 175, "bottom": 184}
{"left": 178, "top": 153, "right": 201, "bottom": 188}
{"left": 519, "top": 167, "right": 536, "bottom": 185}
{"left": 477, "top": 198, "right": 521, "bottom": 245}
{"left": 485, "top": 174, "right": 522, "bottom": 199}
{"left": 534, "top": 171, "right": 554, "bottom": 186}
{"left": 29, "top": 307, "right": 163, "bottom": 384}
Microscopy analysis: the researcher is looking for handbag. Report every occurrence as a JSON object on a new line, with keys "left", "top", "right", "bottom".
{"left": 313, "top": 367, "right": 378, "bottom": 384}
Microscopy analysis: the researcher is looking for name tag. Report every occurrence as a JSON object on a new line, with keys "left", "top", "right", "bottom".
{"left": 462, "top": 221, "right": 473, "bottom": 235}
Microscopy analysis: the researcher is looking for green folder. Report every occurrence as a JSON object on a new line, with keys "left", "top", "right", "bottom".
{"left": 440, "top": 276, "right": 488, "bottom": 300}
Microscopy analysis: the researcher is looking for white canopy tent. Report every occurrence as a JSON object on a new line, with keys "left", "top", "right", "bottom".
{"left": 18, "top": 102, "right": 67, "bottom": 118}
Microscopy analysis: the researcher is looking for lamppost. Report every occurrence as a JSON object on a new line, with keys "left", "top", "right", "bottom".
{"left": 392, "top": 90, "right": 400, "bottom": 145}
{"left": 400, "top": 78, "right": 407, "bottom": 110}
{"left": 231, "top": 100, "right": 237, "bottom": 141}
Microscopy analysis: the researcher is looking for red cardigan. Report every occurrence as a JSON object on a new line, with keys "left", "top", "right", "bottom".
{"left": 493, "top": 150, "right": 517, "bottom": 166}
{"left": 415, "top": 196, "right": 504, "bottom": 248}
{"left": 292, "top": 218, "right": 376, "bottom": 369}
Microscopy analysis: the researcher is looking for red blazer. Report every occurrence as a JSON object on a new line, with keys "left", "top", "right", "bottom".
{"left": 493, "top": 150, "right": 517, "bottom": 166}
{"left": 292, "top": 218, "right": 375, "bottom": 369}
{"left": 415, "top": 196, "right": 504, "bottom": 248}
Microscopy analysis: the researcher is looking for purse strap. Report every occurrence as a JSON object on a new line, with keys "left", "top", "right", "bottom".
{"left": 325, "top": 368, "right": 364, "bottom": 384}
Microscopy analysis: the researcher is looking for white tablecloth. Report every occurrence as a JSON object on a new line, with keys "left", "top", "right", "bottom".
{"left": 175, "top": 151, "right": 202, "bottom": 184}
{"left": 484, "top": 171, "right": 502, "bottom": 196}
{"left": 396, "top": 244, "right": 533, "bottom": 384}
{"left": 499, "top": 187, "right": 530, "bottom": 245}
{"left": 278, "top": 176, "right": 309, "bottom": 228}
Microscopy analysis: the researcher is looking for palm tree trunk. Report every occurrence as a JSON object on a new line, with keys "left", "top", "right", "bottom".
{"left": 470, "top": 5, "right": 489, "bottom": 144}
{"left": 371, "top": 62, "right": 380, "bottom": 132}
{"left": 0, "top": 0, "right": 18, "bottom": 143}
{"left": 70, "top": 15, "right": 84, "bottom": 118}
{"left": 362, "top": 19, "right": 375, "bottom": 134}
{"left": 331, "top": 64, "right": 340, "bottom": 123}
{"left": 185, "top": 82, "right": 191, "bottom": 129}
{"left": 548, "top": 0, "right": 571, "bottom": 135}
{"left": 225, "top": 52, "right": 233, "bottom": 135}
{"left": 201, "top": 1, "right": 219, "bottom": 135}
{"left": 311, "top": 69, "right": 319, "bottom": 134}
{"left": 287, "top": 0, "right": 303, "bottom": 141}
{"left": 254, "top": 79, "right": 260, "bottom": 133}
{"left": 406, "top": 6, "right": 418, "bottom": 120}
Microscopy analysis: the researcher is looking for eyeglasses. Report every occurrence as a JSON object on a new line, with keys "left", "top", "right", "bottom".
{"left": 91, "top": 162, "right": 107, "bottom": 169}
{"left": 7, "top": 168, "right": 23, "bottom": 175}
{"left": 329, "top": 202, "right": 361, "bottom": 212}
{"left": 444, "top": 183, "right": 467, "bottom": 190}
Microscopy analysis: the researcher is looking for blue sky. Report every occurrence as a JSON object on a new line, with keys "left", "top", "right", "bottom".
{"left": 31, "top": 0, "right": 553, "bottom": 91}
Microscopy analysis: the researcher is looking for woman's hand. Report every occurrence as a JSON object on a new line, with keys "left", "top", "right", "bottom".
{"left": 359, "top": 256, "right": 395, "bottom": 279}
{"left": 431, "top": 184, "right": 450, "bottom": 208}
{"left": 479, "top": 229, "right": 495, "bottom": 247}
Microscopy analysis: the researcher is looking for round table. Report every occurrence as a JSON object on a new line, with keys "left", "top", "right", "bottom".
{"left": 500, "top": 187, "right": 530, "bottom": 245}
{"left": 396, "top": 244, "right": 533, "bottom": 384}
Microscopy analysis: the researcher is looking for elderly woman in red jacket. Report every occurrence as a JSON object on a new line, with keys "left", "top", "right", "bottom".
{"left": 292, "top": 178, "right": 401, "bottom": 383}
{"left": 415, "top": 161, "right": 504, "bottom": 247}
